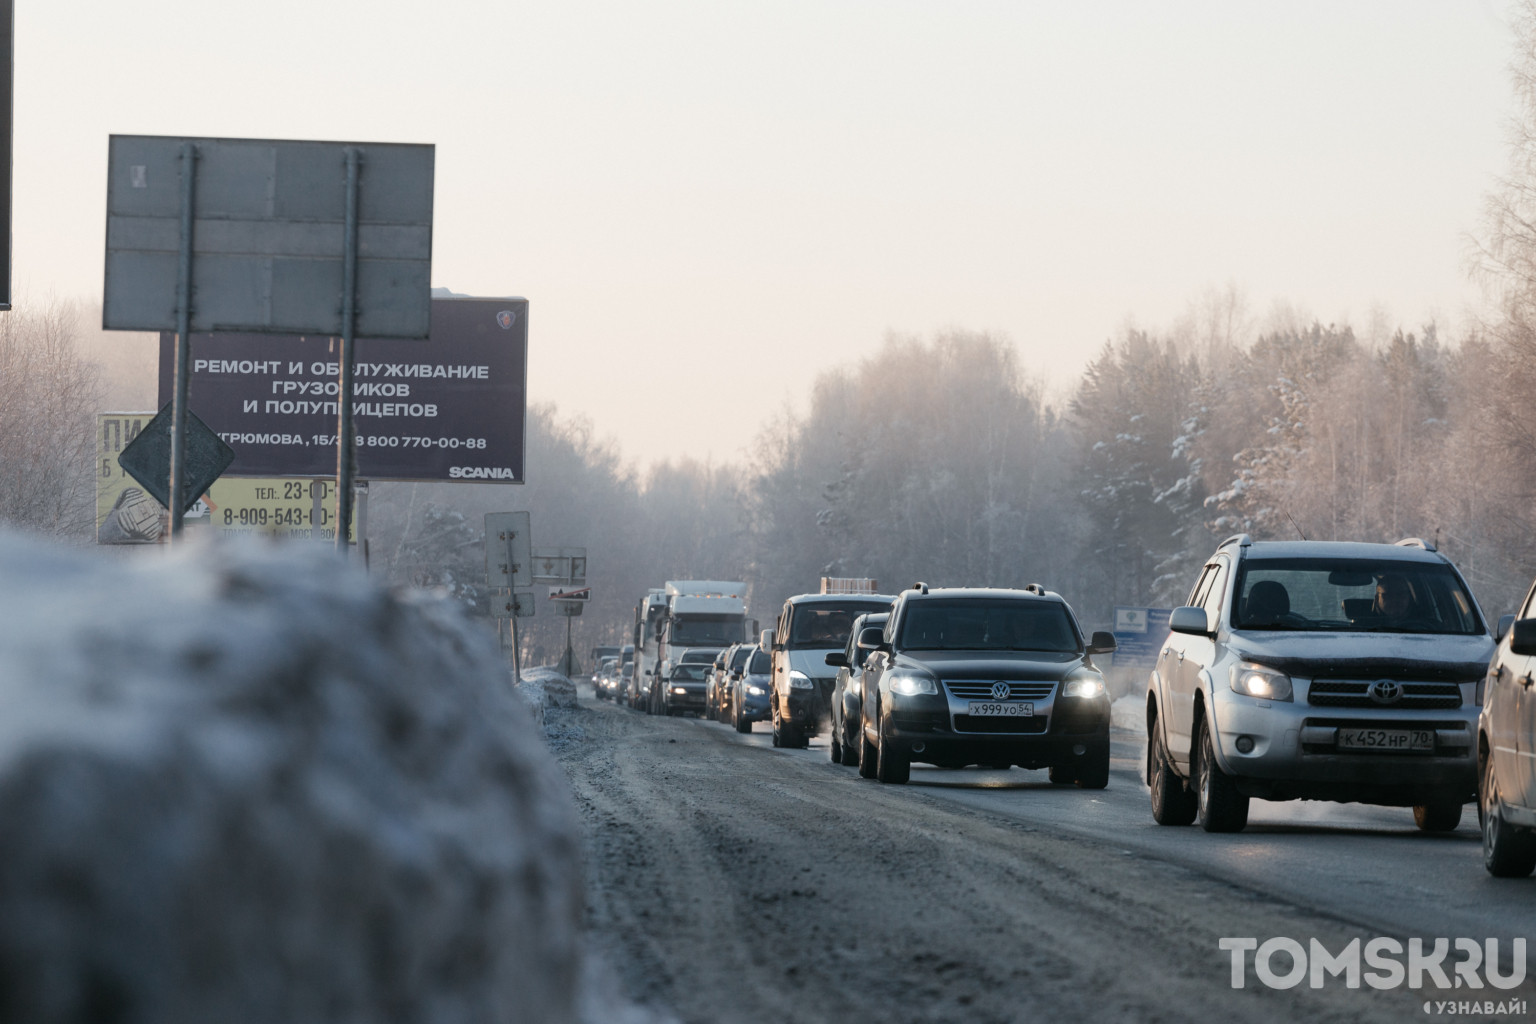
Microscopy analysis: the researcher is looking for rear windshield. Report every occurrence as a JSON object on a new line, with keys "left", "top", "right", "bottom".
{"left": 788, "top": 600, "right": 891, "bottom": 648}
{"left": 1232, "top": 558, "right": 1483, "bottom": 635}
{"left": 748, "top": 650, "right": 770, "bottom": 673}
{"left": 898, "top": 600, "right": 1080, "bottom": 653}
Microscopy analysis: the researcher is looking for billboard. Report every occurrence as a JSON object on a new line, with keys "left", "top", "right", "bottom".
{"left": 97, "top": 412, "right": 162, "bottom": 543}
{"left": 1111, "top": 606, "right": 1172, "bottom": 669}
{"left": 157, "top": 296, "right": 527, "bottom": 481}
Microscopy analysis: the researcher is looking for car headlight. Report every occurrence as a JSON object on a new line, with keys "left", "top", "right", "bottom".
{"left": 888, "top": 671, "right": 938, "bottom": 696}
{"left": 1229, "top": 662, "right": 1293, "bottom": 702}
{"left": 788, "top": 670, "right": 814, "bottom": 690}
{"left": 1061, "top": 668, "right": 1106, "bottom": 699}
{"left": 746, "top": 685, "right": 766, "bottom": 696}
{"left": 671, "top": 686, "right": 688, "bottom": 695}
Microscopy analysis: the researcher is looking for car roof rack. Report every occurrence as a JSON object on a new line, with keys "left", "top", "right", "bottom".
{"left": 910, "top": 581, "right": 930, "bottom": 595}
{"left": 1218, "top": 533, "right": 1252, "bottom": 550}
{"left": 1023, "top": 583, "right": 1046, "bottom": 596}
{"left": 1395, "top": 537, "right": 1438, "bottom": 552}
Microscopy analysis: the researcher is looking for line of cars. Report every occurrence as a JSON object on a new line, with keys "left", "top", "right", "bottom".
{"left": 1142, "top": 533, "right": 1536, "bottom": 878}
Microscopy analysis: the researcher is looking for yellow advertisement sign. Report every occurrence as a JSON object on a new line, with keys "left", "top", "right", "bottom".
{"left": 96, "top": 413, "right": 355, "bottom": 543}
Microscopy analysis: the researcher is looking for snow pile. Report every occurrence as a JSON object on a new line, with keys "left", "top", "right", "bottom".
{"left": 518, "top": 667, "right": 585, "bottom": 753}
{"left": 1110, "top": 693, "right": 1145, "bottom": 734}
{"left": 0, "top": 532, "right": 583, "bottom": 1024}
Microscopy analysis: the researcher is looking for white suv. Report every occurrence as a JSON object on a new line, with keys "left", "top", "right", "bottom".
{"left": 1147, "top": 536, "right": 1493, "bottom": 833}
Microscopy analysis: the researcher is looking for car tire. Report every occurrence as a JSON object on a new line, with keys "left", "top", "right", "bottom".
{"left": 829, "top": 726, "right": 843, "bottom": 764}
{"left": 1149, "top": 719, "right": 1197, "bottom": 826}
{"left": 875, "top": 713, "right": 910, "bottom": 785}
{"left": 1074, "top": 747, "right": 1110, "bottom": 790}
{"left": 839, "top": 726, "right": 860, "bottom": 766}
{"left": 734, "top": 700, "right": 752, "bottom": 734}
{"left": 1482, "top": 755, "right": 1536, "bottom": 877}
{"left": 858, "top": 729, "right": 878, "bottom": 779}
{"left": 1195, "top": 717, "right": 1248, "bottom": 833}
{"left": 1413, "top": 799, "right": 1463, "bottom": 833}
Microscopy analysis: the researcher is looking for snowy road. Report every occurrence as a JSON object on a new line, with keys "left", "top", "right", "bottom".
{"left": 556, "top": 690, "right": 1535, "bottom": 1023}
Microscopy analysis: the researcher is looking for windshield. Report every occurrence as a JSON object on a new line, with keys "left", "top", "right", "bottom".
{"left": 670, "top": 616, "right": 742, "bottom": 645}
{"left": 748, "top": 650, "right": 770, "bottom": 673}
{"left": 679, "top": 647, "right": 722, "bottom": 664}
{"left": 788, "top": 600, "right": 891, "bottom": 648}
{"left": 1231, "top": 558, "right": 1483, "bottom": 634}
{"left": 729, "top": 647, "right": 753, "bottom": 671}
{"left": 898, "top": 599, "right": 1081, "bottom": 653}
{"left": 670, "top": 664, "right": 708, "bottom": 682}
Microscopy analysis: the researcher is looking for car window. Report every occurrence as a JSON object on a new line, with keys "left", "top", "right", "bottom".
{"left": 786, "top": 601, "right": 890, "bottom": 648}
{"left": 1187, "top": 565, "right": 1216, "bottom": 609}
{"left": 748, "top": 649, "right": 770, "bottom": 673}
{"left": 1201, "top": 560, "right": 1229, "bottom": 619}
{"left": 1231, "top": 558, "right": 1482, "bottom": 634}
{"left": 898, "top": 599, "right": 1080, "bottom": 653}
{"left": 729, "top": 646, "right": 753, "bottom": 671}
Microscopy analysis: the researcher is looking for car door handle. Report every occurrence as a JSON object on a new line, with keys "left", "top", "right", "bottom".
{"left": 1521, "top": 673, "right": 1533, "bottom": 689}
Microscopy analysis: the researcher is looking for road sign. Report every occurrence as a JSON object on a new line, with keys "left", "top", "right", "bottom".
{"left": 531, "top": 547, "right": 587, "bottom": 584}
{"left": 548, "top": 586, "right": 591, "bottom": 602}
{"left": 1111, "top": 606, "right": 1172, "bottom": 668}
{"left": 491, "top": 591, "right": 535, "bottom": 619}
{"left": 485, "top": 511, "right": 532, "bottom": 588}
{"left": 117, "top": 403, "right": 235, "bottom": 514}
{"left": 556, "top": 603, "right": 583, "bottom": 618}
{"left": 155, "top": 297, "right": 529, "bottom": 481}
{"left": 104, "top": 136, "right": 433, "bottom": 338}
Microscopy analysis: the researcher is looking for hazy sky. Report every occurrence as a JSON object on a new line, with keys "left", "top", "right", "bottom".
{"left": 16, "top": 1, "right": 1518, "bottom": 467}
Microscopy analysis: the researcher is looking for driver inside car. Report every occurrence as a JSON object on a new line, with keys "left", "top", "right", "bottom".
{"left": 1372, "top": 573, "right": 1417, "bottom": 623}
{"left": 1242, "top": 580, "right": 1291, "bottom": 627}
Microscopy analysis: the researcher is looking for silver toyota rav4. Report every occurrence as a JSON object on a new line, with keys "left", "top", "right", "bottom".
{"left": 1147, "top": 536, "right": 1494, "bottom": 833}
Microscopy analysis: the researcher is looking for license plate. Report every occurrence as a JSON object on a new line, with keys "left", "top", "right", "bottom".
{"left": 967, "top": 701, "right": 1034, "bottom": 717}
{"left": 1336, "top": 728, "right": 1435, "bottom": 751}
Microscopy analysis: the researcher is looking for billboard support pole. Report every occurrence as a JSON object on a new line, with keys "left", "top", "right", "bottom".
{"left": 335, "top": 147, "right": 361, "bottom": 553}
{"left": 168, "top": 141, "right": 199, "bottom": 541}
{"left": 507, "top": 534, "right": 522, "bottom": 682}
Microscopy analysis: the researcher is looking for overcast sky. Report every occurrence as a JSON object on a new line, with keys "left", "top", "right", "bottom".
{"left": 16, "top": 1, "right": 1518, "bottom": 467}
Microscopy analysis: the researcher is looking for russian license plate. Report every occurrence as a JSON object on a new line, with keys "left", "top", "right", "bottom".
{"left": 1336, "top": 728, "right": 1435, "bottom": 751}
{"left": 967, "top": 701, "right": 1034, "bottom": 717}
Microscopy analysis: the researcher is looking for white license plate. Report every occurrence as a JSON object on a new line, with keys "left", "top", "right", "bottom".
{"left": 1336, "top": 728, "right": 1435, "bottom": 751}
{"left": 967, "top": 701, "right": 1034, "bottom": 717}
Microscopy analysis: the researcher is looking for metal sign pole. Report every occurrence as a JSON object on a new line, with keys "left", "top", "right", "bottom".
{"left": 335, "top": 147, "right": 361, "bottom": 552}
{"left": 507, "top": 532, "right": 522, "bottom": 681}
{"left": 168, "top": 141, "right": 198, "bottom": 540}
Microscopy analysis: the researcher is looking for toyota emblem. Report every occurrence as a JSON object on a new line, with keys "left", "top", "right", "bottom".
{"left": 990, "top": 681, "right": 1011, "bottom": 701}
{"left": 1369, "top": 679, "right": 1403, "bottom": 704}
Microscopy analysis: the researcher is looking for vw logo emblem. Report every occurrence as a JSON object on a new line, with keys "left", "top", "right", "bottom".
{"left": 990, "top": 681, "right": 1011, "bottom": 701}
{"left": 1369, "top": 679, "right": 1402, "bottom": 704}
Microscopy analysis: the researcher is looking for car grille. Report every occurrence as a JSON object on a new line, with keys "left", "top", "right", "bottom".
{"left": 943, "top": 679, "right": 1057, "bottom": 701}
{"left": 1307, "top": 680, "right": 1462, "bottom": 710}
{"left": 952, "top": 715, "right": 1050, "bottom": 734}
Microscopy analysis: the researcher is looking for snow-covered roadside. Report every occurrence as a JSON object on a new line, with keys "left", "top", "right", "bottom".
{"left": 1111, "top": 692, "right": 1145, "bottom": 734}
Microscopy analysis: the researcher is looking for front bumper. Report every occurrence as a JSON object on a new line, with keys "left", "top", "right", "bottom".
{"left": 1209, "top": 689, "right": 1478, "bottom": 804}
{"left": 664, "top": 686, "right": 707, "bottom": 714}
{"left": 881, "top": 689, "right": 1110, "bottom": 769}
{"left": 781, "top": 680, "right": 834, "bottom": 734}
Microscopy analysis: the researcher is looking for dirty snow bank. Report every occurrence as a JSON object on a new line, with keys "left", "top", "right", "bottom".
{"left": 519, "top": 667, "right": 584, "bottom": 753}
{"left": 0, "top": 532, "right": 583, "bottom": 1024}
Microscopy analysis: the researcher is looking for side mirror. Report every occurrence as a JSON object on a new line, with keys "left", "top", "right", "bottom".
{"left": 1496, "top": 614, "right": 1516, "bottom": 642}
{"left": 825, "top": 651, "right": 849, "bottom": 668}
{"left": 760, "top": 628, "right": 776, "bottom": 650}
{"left": 1168, "top": 606, "right": 1211, "bottom": 637}
{"left": 1511, "top": 618, "right": 1536, "bottom": 657}
{"left": 1087, "top": 630, "right": 1117, "bottom": 655}
{"left": 856, "top": 625, "right": 885, "bottom": 650}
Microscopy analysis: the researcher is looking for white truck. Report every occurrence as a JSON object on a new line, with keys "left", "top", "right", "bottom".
{"left": 648, "top": 580, "right": 752, "bottom": 715}
{"left": 630, "top": 589, "right": 667, "bottom": 710}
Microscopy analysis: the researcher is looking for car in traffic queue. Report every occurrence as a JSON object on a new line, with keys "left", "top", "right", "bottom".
{"left": 825, "top": 611, "right": 889, "bottom": 766}
{"left": 1147, "top": 536, "right": 1493, "bottom": 834}
{"left": 763, "top": 591, "right": 896, "bottom": 748}
{"left": 731, "top": 645, "right": 772, "bottom": 733}
{"left": 1479, "top": 581, "right": 1536, "bottom": 877}
{"left": 661, "top": 647, "right": 722, "bottom": 717}
{"left": 857, "top": 584, "right": 1115, "bottom": 785}
{"left": 594, "top": 656, "right": 621, "bottom": 701}
{"left": 708, "top": 643, "right": 755, "bottom": 723}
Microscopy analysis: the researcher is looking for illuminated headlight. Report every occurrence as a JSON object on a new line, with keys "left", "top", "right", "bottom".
{"left": 888, "top": 672, "right": 938, "bottom": 696}
{"left": 1061, "top": 669, "right": 1106, "bottom": 699}
{"left": 746, "top": 685, "right": 766, "bottom": 696}
{"left": 789, "top": 670, "right": 815, "bottom": 690}
{"left": 671, "top": 686, "right": 688, "bottom": 695}
{"left": 1229, "top": 662, "right": 1293, "bottom": 702}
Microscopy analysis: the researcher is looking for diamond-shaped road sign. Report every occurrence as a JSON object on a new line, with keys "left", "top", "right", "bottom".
{"left": 117, "top": 403, "right": 235, "bottom": 514}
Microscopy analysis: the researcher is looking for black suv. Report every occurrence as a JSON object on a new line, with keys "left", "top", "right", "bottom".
{"left": 857, "top": 584, "right": 1116, "bottom": 785}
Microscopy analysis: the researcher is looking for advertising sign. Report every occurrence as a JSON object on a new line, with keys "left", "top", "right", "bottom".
{"left": 157, "top": 296, "right": 527, "bottom": 481}
{"left": 1111, "top": 606, "right": 1172, "bottom": 668}
{"left": 97, "top": 412, "right": 162, "bottom": 544}
{"left": 201, "top": 477, "right": 355, "bottom": 541}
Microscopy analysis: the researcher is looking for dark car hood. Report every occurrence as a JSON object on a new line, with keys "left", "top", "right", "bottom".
{"left": 1227, "top": 630, "right": 1494, "bottom": 681}
{"left": 895, "top": 649, "right": 1081, "bottom": 680}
